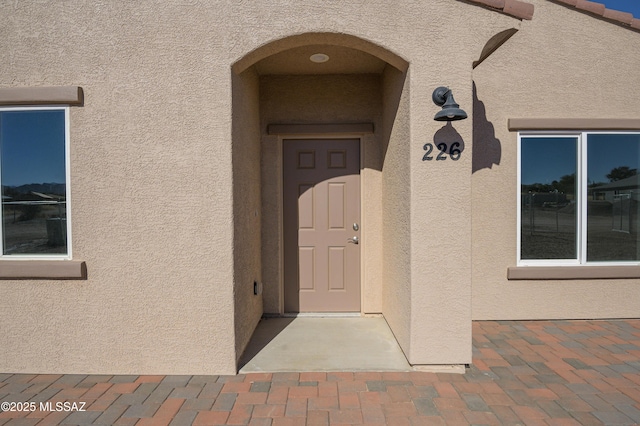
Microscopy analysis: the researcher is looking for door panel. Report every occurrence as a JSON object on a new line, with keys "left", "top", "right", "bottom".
{"left": 328, "top": 183, "right": 345, "bottom": 229}
{"left": 283, "top": 139, "right": 361, "bottom": 312}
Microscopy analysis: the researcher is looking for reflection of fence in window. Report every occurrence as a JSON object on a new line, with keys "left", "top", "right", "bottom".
{"left": 522, "top": 192, "right": 572, "bottom": 235}
{"left": 612, "top": 193, "right": 631, "bottom": 233}
{"left": 2, "top": 200, "right": 67, "bottom": 247}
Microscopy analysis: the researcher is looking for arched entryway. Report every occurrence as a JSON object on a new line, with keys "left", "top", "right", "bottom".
{"left": 231, "top": 32, "right": 410, "bottom": 361}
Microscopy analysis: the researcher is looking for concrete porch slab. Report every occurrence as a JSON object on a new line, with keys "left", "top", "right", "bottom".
{"left": 239, "top": 316, "right": 412, "bottom": 373}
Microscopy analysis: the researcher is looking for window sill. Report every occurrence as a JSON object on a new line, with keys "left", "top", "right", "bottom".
{"left": 508, "top": 265, "right": 640, "bottom": 280}
{"left": 0, "top": 260, "right": 87, "bottom": 280}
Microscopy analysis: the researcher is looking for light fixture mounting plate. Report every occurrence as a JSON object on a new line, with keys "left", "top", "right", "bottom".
{"left": 432, "top": 86, "right": 450, "bottom": 106}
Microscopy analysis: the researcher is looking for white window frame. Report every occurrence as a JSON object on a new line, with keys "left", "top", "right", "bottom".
{"left": 0, "top": 106, "right": 72, "bottom": 260}
{"left": 517, "top": 131, "right": 640, "bottom": 267}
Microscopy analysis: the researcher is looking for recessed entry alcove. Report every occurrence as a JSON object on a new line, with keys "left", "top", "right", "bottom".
{"left": 231, "top": 32, "right": 410, "bottom": 361}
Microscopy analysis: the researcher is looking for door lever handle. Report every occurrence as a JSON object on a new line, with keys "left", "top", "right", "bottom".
{"left": 347, "top": 236, "right": 359, "bottom": 244}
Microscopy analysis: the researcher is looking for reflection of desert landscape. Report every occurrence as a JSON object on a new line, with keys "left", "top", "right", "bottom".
{"left": 522, "top": 194, "right": 639, "bottom": 261}
{"left": 521, "top": 194, "right": 576, "bottom": 259}
{"left": 2, "top": 188, "right": 67, "bottom": 255}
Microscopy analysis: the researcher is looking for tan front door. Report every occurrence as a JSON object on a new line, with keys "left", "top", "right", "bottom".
{"left": 283, "top": 139, "right": 361, "bottom": 312}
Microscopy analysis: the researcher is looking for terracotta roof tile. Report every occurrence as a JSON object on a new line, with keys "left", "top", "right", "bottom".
{"left": 549, "top": 0, "right": 640, "bottom": 33}
{"left": 462, "top": 0, "right": 639, "bottom": 32}
{"left": 504, "top": 0, "right": 535, "bottom": 20}
{"left": 575, "top": 0, "right": 605, "bottom": 15}
{"left": 471, "top": 0, "right": 506, "bottom": 8}
{"left": 602, "top": 9, "right": 634, "bottom": 25}
{"left": 462, "top": 0, "right": 534, "bottom": 20}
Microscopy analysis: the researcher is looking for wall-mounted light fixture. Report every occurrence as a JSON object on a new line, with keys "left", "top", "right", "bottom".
{"left": 432, "top": 87, "right": 467, "bottom": 121}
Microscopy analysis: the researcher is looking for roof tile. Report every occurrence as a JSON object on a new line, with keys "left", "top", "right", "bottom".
{"left": 472, "top": 0, "right": 506, "bottom": 8}
{"left": 549, "top": 0, "right": 640, "bottom": 32}
{"left": 464, "top": 0, "right": 639, "bottom": 31}
{"left": 603, "top": 9, "right": 634, "bottom": 25}
{"left": 575, "top": 0, "right": 606, "bottom": 16}
{"left": 462, "top": 0, "right": 533, "bottom": 20}
{"left": 504, "top": 0, "right": 535, "bottom": 20}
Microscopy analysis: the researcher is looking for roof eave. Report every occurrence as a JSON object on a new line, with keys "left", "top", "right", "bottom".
{"left": 550, "top": 0, "right": 640, "bottom": 33}
{"left": 461, "top": 0, "right": 535, "bottom": 20}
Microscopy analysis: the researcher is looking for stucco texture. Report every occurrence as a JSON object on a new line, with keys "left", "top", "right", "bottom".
{"left": 472, "top": 0, "right": 640, "bottom": 319}
{"left": 232, "top": 68, "right": 263, "bottom": 362}
{"left": 4, "top": 0, "right": 633, "bottom": 375}
{"left": 0, "top": 0, "right": 521, "bottom": 373}
{"left": 231, "top": 0, "right": 520, "bottom": 366}
{"left": 0, "top": 1, "right": 239, "bottom": 374}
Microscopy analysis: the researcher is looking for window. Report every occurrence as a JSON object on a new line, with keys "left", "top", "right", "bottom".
{"left": 0, "top": 107, "right": 70, "bottom": 258}
{"left": 518, "top": 132, "right": 640, "bottom": 265}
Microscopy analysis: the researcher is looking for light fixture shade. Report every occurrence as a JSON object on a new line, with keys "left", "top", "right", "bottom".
{"left": 432, "top": 86, "right": 467, "bottom": 121}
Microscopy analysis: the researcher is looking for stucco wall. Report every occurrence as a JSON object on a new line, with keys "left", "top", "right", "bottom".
{"left": 381, "top": 66, "right": 412, "bottom": 357}
{"left": 229, "top": 1, "right": 517, "bottom": 365}
{"left": 1, "top": 0, "right": 563, "bottom": 374}
{"left": 472, "top": 0, "right": 640, "bottom": 319}
{"left": 0, "top": 2, "right": 238, "bottom": 374}
{"left": 398, "top": 7, "right": 518, "bottom": 365}
{"left": 232, "top": 69, "right": 263, "bottom": 361}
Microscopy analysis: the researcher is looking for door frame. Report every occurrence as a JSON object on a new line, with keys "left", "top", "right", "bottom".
{"left": 272, "top": 125, "right": 370, "bottom": 315}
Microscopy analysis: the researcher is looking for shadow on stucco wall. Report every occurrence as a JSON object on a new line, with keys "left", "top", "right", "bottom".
{"left": 430, "top": 121, "right": 464, "bottom": 162}
{"left": 380, "top": 66, "right": 408, "bottom": 166}
{"left": 472, "top": 81, "right": 501, "bottom": 173}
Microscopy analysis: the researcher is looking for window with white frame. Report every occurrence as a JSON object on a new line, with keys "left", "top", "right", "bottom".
{"left": 518, "top": 132, "right": 640, "bottom": 265}
{"left": 0, "top": 107, "right": 71, "bottom": 257}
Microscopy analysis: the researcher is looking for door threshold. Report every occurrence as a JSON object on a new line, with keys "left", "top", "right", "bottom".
{"left": 280, "top": 312, "right": 362, "bottom": 318}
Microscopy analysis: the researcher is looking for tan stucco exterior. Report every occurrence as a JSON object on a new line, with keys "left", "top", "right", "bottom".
{"left": 472, "top": 0, "right": 640, "bottom": 320}
{"left": 0, "top": 0, "right": 638, "bottom": 374}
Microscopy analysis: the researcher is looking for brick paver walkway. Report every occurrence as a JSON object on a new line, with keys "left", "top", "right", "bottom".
{"left": 1, "top": 320, "right": 639, "bottom": 425}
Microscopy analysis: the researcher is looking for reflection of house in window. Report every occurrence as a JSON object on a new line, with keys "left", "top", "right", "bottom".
{"left": 592, "top": 175, "right": 639, "bottom": 234}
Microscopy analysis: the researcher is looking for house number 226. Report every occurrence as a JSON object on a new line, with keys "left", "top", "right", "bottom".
{"left": 422, "top": 142, "right": 461, "bottom": 161}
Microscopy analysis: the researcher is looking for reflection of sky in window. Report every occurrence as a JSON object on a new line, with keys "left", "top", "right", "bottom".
{"left": 588, "top": 134, "right": 640, "bottom": 184}
{"left": 0, "top": 110, "right": 66, "bottom": 187}
{"left": 521, "top": 137, "right": 576, "bottom": 185}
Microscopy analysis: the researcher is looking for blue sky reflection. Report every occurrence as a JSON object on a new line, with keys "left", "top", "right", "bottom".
{"left": 522, "top": 135, "right": 640, "bottom": 188}
{"left": 0, "top": 110, "right": 66, "bottom": 188}
{"left": 521, "top": 137, "right": 576, "bottom": 186}
{"left": 588, "top": 134, "right": 640, "bottom": 185}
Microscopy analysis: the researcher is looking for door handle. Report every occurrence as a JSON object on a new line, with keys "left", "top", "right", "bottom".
{"left": 347, "top": 236, "right": 359, "bottom": 244}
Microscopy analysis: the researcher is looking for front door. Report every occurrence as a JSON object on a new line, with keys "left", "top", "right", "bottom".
{"left": 283, "top": 139, "right": 361, "bottom": 312}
